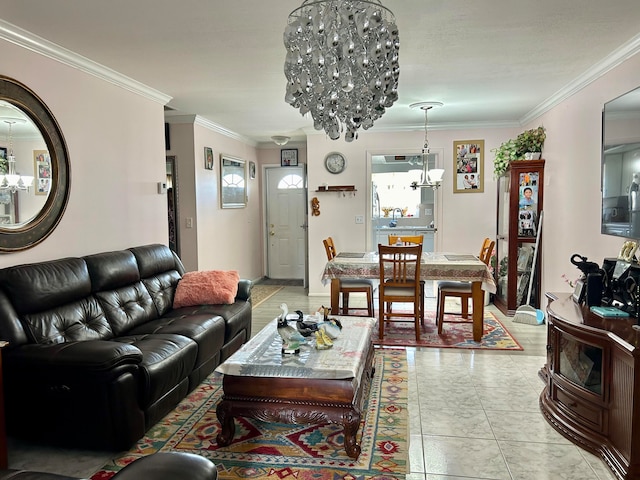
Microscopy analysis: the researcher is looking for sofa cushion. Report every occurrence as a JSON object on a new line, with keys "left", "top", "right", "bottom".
{"left": 173, "top": 271, "right": 239, "bottom": 308}
{"left": 127, "top": 313, "right": 225, "bottom": 372}
{"left": 0, "top": 258, "right": 91, "bottom": 315}
{"left": 23, "top": 297, "right": 113, "bottom": 344}
{"left": 141, "top": 270, "right": 182, "bottom": 317}
{"left": 84, "top": 250, "right": 140, "bottom": 292}
{"left": 115, "top": 333, "right": 197, "bottom": 408}
{"left": 95, "top": 282, "right": 157, "bottom": 336}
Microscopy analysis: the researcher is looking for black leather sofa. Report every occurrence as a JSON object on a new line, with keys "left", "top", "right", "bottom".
{"left": 0, "top": 452, "right": 217, "bottom": 479}
{"left": 0, "top": 244, "right": 252, "bottom": 451}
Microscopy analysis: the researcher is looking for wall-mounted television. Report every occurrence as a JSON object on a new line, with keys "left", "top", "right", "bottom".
{"left": 601, "top": 86, "right": 640, "bottom": 239}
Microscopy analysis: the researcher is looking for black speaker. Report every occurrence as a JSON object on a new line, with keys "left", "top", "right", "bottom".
{"left": 585, "top": 273, "right": 603, "bottom": 307}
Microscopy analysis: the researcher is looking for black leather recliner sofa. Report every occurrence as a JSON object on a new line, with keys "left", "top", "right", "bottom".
{"left": 0, "top": 244, "right": 252, "bottom": 451}
{"left": 0, "top": 452, "right": 217, "bottom": 479}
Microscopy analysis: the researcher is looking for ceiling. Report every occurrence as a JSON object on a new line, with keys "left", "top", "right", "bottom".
{"left": 1, "top": 1, "right": 640, "bottom": 146}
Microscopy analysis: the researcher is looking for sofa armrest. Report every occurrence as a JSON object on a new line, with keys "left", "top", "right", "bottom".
{"left": 5, "top": 340, "right": 142, "bottom": 373}
{"left": 236, "top": 279, "right": 253, "bottom": 302}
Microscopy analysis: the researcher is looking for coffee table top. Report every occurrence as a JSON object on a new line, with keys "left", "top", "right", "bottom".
{"left": 215, "top": 316, "right": 375, "bottom": 382}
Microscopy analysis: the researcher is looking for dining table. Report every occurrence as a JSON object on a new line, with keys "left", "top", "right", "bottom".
{"left": 321, "top": 251, "right": 497, "bottom": 342}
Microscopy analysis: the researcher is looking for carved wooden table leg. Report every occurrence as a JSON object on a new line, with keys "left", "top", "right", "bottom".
{"left": 215, "top": 400, "right": 235, "bottom": 446}
{"left": 343, "top": 409, "right": 362, "bottom": 459}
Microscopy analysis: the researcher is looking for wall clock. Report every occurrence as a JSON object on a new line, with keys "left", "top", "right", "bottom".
{"left": 325, "top": 152, "right": 347, "bottom": 174}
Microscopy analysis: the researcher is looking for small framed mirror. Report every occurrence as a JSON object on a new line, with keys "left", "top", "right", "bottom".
{"left": 220, "top": 154, "right": 246, "bottom": 208}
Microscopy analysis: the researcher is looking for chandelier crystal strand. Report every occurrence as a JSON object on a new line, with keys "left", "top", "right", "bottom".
{"left": 284, "top": 0, "right": 400, "bottom": 142}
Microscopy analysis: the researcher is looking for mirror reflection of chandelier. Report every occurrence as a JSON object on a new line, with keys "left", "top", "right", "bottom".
{"left": 1, "top": 120, "right": 34, "bottom": 192}
{"left": 283, "top": 0, "right": 400, "bottom": 142}
{"left": 409, "top": 102, "right": 445, "bottom": 190}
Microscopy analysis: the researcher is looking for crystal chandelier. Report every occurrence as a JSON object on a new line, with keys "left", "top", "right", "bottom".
{"left": 409, "top": 102, "right": 444, "bottom": 189}
{"left": 283, "top": 0, "right": 400, "bottom": 142}
{"left": 0, "top": 120, "right": 34, "bottom": 192}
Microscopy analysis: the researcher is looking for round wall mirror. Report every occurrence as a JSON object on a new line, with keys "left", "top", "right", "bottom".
{"left": 0, "top": 76, "right": 70, "bottom": 252}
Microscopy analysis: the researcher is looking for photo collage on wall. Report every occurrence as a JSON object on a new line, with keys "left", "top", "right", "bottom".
{"left": 518, "top": 171, "right": 539, "bottom": 236}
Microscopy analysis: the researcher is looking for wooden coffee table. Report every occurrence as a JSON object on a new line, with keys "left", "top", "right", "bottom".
{"left": 214, "top": 316, "right": 376, "bottom": 459}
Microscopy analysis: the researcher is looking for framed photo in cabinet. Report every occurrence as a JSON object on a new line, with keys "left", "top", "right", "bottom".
{"left": 453, "top": 140, "right": 484, "bottom": 193}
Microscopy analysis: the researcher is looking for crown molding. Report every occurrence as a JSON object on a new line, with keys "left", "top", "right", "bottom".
{"left": 521, "top": 32, "right": 640, "bottom": 125}
{"left": 0, "top": 19, "right": 172, "bottom": 105}
{"left": 194, "top": 116, "right": 257, "bottom": 147}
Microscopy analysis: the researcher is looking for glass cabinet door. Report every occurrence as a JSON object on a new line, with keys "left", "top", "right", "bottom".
{"left": 557, "top": 331, "right": 603, "bottom": 395}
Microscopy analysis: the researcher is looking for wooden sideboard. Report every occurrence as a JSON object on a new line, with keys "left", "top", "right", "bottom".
{"left": 540, "top": 293, "right": 640, "bottom": 480}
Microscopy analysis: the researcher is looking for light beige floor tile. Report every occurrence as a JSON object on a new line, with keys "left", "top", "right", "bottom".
{"left": 486, "top": 410, "right": 571, "bottom": 444}
{"left": 408, "top": 434, "right": 425, "bottom": 473}
{"left": 420, "top": 408, "right": 494, "bottom": 439}
{"left": 499, "top": 440, "right": 603, "bottom": 480}
{"left": 475, "top": 384, "right": 541, "bottom": 412}
{"left": 422, "top": 435, "right": 511, "bottom": 479}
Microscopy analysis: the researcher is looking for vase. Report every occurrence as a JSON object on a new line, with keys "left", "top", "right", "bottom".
{"left": 524, "top": 152, "right": 541, "bottom": 160}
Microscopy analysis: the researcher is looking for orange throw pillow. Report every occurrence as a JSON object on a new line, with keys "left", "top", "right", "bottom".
{"left": 173, "top": 270, "right": 239, "bottom": 308}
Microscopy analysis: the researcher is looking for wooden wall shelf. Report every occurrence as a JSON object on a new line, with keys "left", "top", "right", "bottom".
{"left": 315, "top": 185, "right": 357, "bottom": 192}
{"left": 315, "top": 185, "right": 357, "bottom": 196}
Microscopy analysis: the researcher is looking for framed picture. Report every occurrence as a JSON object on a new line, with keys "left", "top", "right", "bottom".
{"left": 572, "top": 278, "right": 586, "bottom": 304}
{"left": 204, "top": 147, "right": 214, "bottom": 170}
{"left": 453, "top": 140, "right": 484, "bottom": 193}
{"left": 220, "top": 154, "right": 246, "bottom": 208}
{"left": 0, "top": 147, "right": 6, "bottom": 162}
{"left": 33, "top": 150, "right": 51, "bottom": 196}
{"left": 281, "top": 148, "right": 298, "bottom": 167}
{"left": 249, "top": 160, "right": 256, "bottom": 180}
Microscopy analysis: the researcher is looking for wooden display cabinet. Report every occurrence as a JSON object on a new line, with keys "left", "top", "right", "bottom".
{"left": 541, "top": 293, "right": 640, "bottom": 480}
{"left": 494, "top": 159, "right": 545, "bottom": 315}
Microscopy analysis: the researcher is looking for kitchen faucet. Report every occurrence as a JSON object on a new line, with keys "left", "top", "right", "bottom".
{"left": 389, "top": 208, "right": 402, "bottom": 227}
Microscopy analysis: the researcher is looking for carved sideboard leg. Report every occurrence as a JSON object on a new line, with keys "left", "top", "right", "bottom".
{"left": 343, "top": 409, "right": 362, "bottom": 459}
{"left": 216, "top": 400, "right": 235, "bottom": 446}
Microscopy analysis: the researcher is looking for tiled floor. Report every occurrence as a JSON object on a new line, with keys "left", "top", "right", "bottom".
{"left": 6, "top": 285, "right": 618, "bottom": 480}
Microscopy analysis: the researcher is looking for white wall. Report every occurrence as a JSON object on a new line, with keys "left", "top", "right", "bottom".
{"left": 531, "top": 51, "right": 640, "bottom": 295}
{"left": 0, "top": 38, "right": 168, "bottom": 267}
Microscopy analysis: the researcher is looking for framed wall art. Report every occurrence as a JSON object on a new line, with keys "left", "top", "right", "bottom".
{"left": 281, "top": 148, "right": 298, "bottom": 166}
{"left": 204, "top": 147, "right": 214, "bottom": 170}
{"left": 34, "top": 150, "right": 51, "bottom": 196}
{"left": 453, "top": 140, "right": 484, "bottom": 193}
{"left": 249, "top": 160, "right": 256, "bottom": 180}
{"left": 220, "top": 154, "right": 246, "bottom": 208}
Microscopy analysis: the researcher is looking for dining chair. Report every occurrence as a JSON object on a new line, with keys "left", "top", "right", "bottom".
{"left": 323, "top": 237, "right": 375, "bottom": 317}
{"left": 436, "top": 237, "right": 495, "bottom": 334}
{"left": 387, "top": 234, "right": 425, "bottom": 325}
{"left": 378, "top": 243, "right": 423, "bottom": 341}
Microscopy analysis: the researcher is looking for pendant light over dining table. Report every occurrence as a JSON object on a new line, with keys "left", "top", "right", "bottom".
{"left": 409, "top": 102, "right": 445, "bottom": 189}
{"left": 283, "top": 0, "right": 400, "bottom": 142}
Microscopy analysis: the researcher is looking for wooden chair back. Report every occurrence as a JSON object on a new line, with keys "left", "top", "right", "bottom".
{"left": 378, "top": 244, "right": 423, "bottom": 287}
{"left": 388, "top": 234, "right": 424, "bottom": 246}
{"left": 323, "top": 237, "right": 337, "bottom": 260}
{"left": 478, "top": 238, "right": 495, "bottom": 266}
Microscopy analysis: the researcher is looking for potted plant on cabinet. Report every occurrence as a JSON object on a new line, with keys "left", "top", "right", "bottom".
{"left": 515, "top": 126, "right": 546, "bottom": 159}
{"left": 492, "top": 138, "right": 520, "bottom": 177}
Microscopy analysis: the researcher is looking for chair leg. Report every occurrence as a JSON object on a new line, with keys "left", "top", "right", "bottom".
{"left": 342, "top": 292, "right": 350, "bottom": 315}
{"left": 378, "top": 295, "right": 385, "bottom": 340}
{"left": 420, "top": 281, "right": 425, "bottom": 327}
{"left": 437, "top": 290, "right": 445, "bottom": 334}
{"left": 414, "top": 302, "right": 420, "bottom": 342}
{"left": 366, "top": 287, "right": 373, "bottom": 317}
{"left": 461, "top": 296, "right": 469, "bottom": 319}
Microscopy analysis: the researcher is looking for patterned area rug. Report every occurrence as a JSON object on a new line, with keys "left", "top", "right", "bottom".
{"left": 90, "top": 349, "right": 408, "bottom": 480}
{"left": 251, "top": 285, "right": 283, "bottom": 309}
{"left": 373, "top": 311, "right": 523, "bottom": 350}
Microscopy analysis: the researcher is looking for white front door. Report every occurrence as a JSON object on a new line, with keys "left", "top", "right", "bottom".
{"left": 265, "top": 166, "right": 307, "bottom": 280}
